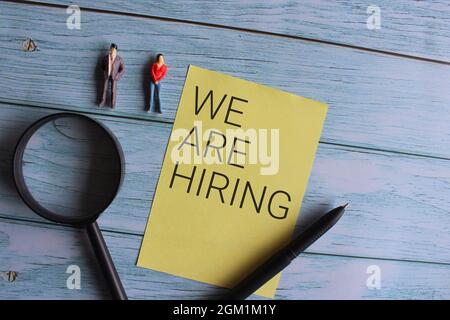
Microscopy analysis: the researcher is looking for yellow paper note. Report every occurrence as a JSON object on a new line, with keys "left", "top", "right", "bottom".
{"left": 137, "top": 65, "right": 327, "bottom": 297}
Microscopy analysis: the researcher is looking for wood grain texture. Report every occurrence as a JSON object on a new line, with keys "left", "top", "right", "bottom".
{"left": 22, "top": 0, "right": 450, "bottom": 62}
{"left": 21, "top": 115, "right": 125, "bottom": 220}
{"left": 2, "top": 217, "right": 450, "bottom": 300}
{"left": 0, "top": 218, "right": 109, "bottom": 299}
{"left": 1, "top": 0, "right": 450, "bottom": 300}
{"left": 2, "top": 102, "right": 450, "bottom": 266}
{"left": 2, "top": 2, "right": 450, "bottom": 158}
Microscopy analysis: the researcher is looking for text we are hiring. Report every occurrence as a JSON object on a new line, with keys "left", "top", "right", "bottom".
{"left": 168, "top": 86, "right": 292, "bottom": 220}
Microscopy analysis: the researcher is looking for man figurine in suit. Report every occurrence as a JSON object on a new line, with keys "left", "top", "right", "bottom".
{"left": 99, "top": 43, "right": 125, "bottom": 109}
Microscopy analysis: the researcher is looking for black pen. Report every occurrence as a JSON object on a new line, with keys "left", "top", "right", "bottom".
{"left": 223, "top": 203, "right": 348, "bottom": 300}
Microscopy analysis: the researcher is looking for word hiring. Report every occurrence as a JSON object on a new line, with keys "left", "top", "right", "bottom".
{"left": 171, "top": 121, "right": 280, "bottom": 176}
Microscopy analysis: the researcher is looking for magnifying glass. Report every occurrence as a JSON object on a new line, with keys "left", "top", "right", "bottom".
{"left": 12, "top": 112, "right": 127, "bottom": 300}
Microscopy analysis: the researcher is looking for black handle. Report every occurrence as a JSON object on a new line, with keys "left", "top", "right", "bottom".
{"left": 87, "top": 222, "right": 128, "bottom": 300}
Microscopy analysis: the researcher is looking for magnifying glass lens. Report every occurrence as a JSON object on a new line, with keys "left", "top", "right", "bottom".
{"left": 14, "top": 113, "right": 127, "bottom": 299}
{"left": 21, "top": 116, "right": 122, "bottom": 223}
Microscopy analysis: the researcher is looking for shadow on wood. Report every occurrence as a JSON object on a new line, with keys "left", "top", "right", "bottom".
{"left": 95, "top": 45, "right": 108, "bottom": 107}
{"left": 79, "top": 227, "right": 112, "bottom": 299}
{"left": 21, "top": 116, "right": 123, "bottom": 220}
{"left": 293, "top": 202, "right": 334, "bottom": 236}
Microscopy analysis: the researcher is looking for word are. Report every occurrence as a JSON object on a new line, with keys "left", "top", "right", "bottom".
{"left": 171, "top": 121, "right": 280, "bottom": 175}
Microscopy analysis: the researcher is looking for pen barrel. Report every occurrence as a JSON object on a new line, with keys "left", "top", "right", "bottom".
{"left": 223, "top": 205, "right": 346, "bottom": 300}
{"left": 224, "top": 250, "right": 293, "bottom": 300}
{"left": 290, "top": 206, "right": 345, "bottom": 254}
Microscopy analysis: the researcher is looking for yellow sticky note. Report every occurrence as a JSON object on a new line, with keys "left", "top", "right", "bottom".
{"left": 137, "top": 65, "right": 327, "bottom": 298}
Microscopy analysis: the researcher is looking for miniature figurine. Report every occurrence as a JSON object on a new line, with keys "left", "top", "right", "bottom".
{"left": 148, "top": 53, "right": 168, "bottom": 113}
{"left": 99, "top": 43, "right": 125, "bottom": 109}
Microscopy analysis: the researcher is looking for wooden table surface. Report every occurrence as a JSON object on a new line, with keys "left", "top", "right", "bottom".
{"left": 1, "top": 0, "right": 450, "bottom": 299}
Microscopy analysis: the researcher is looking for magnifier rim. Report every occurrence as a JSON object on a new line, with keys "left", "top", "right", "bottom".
{"left": 12, "top": 112, "right": 125, "bottom": 227}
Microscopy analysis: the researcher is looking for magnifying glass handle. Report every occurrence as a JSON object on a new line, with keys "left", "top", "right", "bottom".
{"left": 87, "top": 222, "right": 128, "bottom": 300}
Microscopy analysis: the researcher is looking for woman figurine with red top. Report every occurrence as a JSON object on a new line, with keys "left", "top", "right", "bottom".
{"left": 149, "top": 53, "right": 168, "bottom": 113}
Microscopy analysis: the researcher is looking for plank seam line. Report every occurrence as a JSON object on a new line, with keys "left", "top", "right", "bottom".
{"left": 2, "top": 96, "right": 449, "bottom": 162}
{"left": 7, "top": 0, "right": 450, "bottom": 66}
{"left": 301, "top": 251, "right": 450, "bottom": 268}
{"left": 0, "top": 213, "right": 144, "bottom": 237}
{"left": 0, "top": 96, "right": 173, "bottom": 126}
{"left": 1, "top": 214, "right": 450, "bottom": 268}
{"left": 318, "top": 141, "right": 450, "bottom": 162}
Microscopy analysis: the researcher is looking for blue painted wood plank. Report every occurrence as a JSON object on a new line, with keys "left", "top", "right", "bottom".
{"left": 1, "top": 2, "right": 450, "bottom": 158}
{"left": 1, "top": 0, "right": 450, "bottom": 300}
{"left": 2, "top": 217, "right": 450, "bottom": 299}
{"left": 0, "top": 218, "right": 109, "bottom": 299}
{"left": 23, "top": 0, "right": 450, "bottom": 62}
{"left": 1, "top": 103, "right": 450, "bottom": 266}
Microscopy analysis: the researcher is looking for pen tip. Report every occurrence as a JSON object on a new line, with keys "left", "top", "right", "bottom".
{"left": 342, "top": 203, "right": 349, "bottom": 208}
